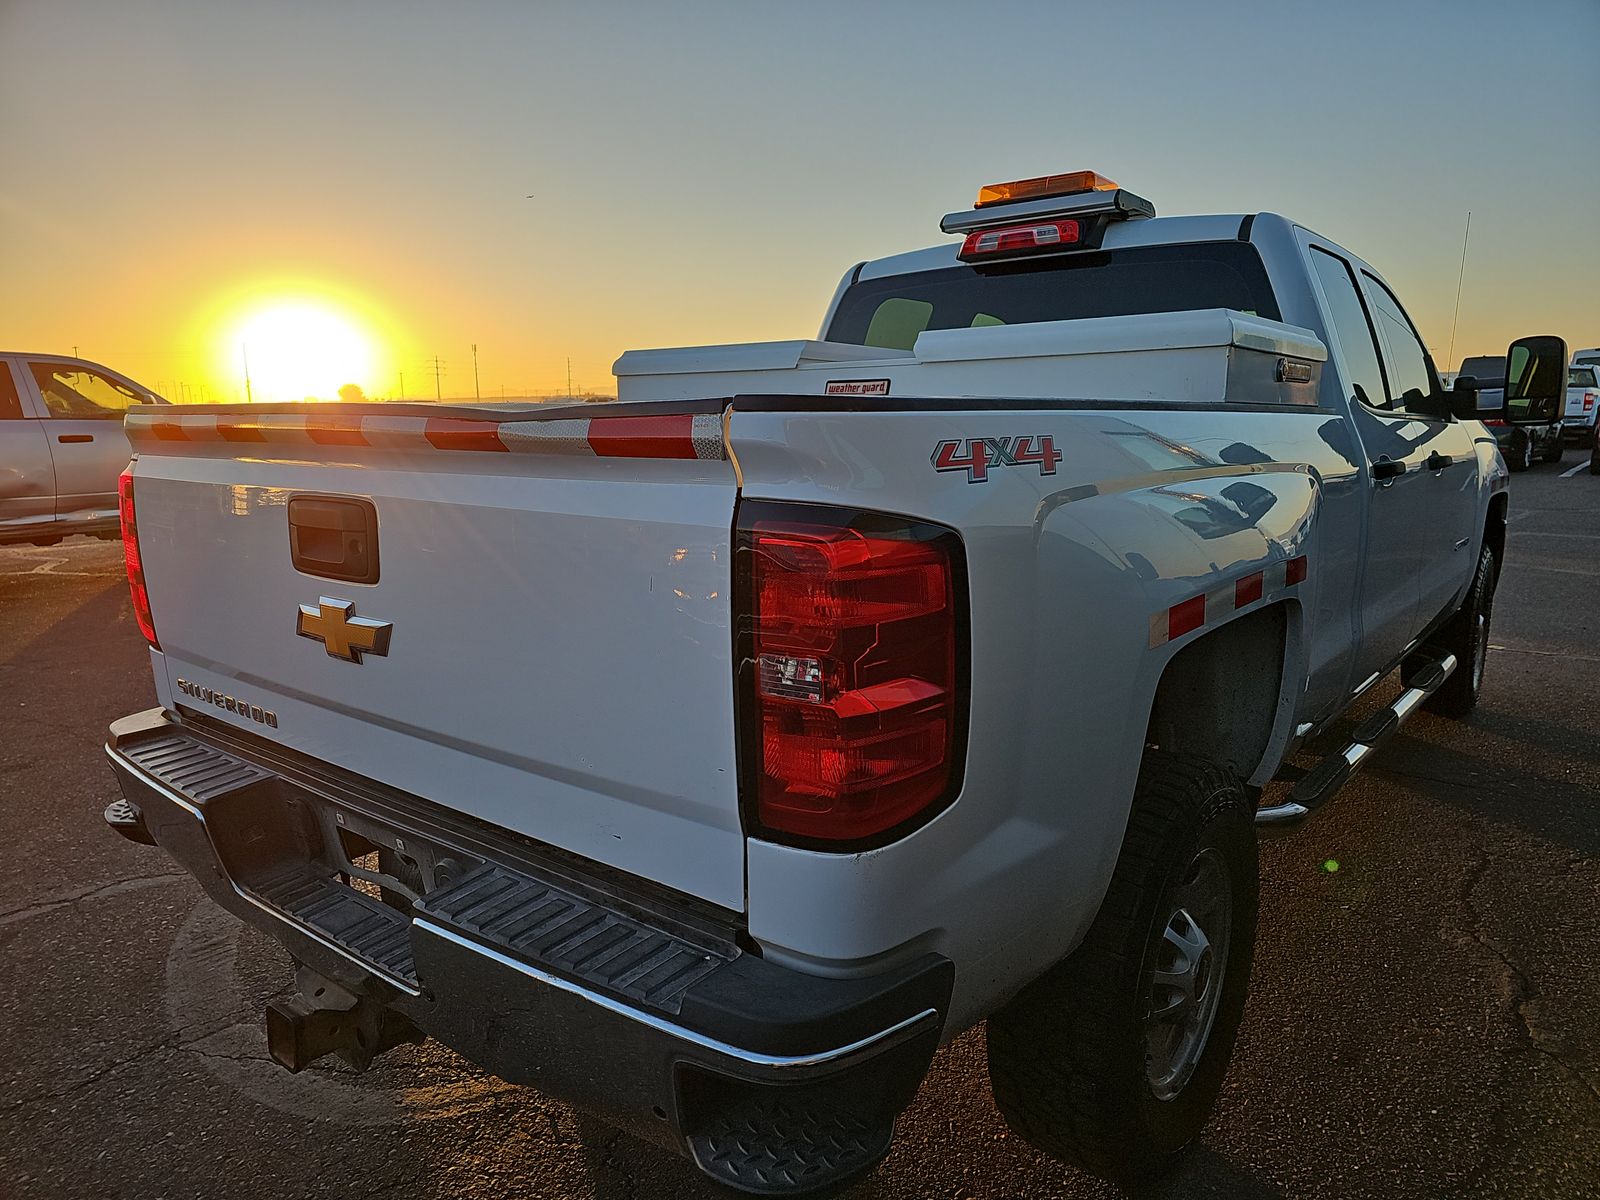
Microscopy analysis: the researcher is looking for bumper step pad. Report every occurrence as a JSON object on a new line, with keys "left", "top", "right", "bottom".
{"left": 251, "top": 866, "right": 418, "bottom": 987}
{"left": 417, "top": 864, "right": 732, "bottom": 1016}
{"left": 690, "top": 1100, "right": 890, "bottom": 1195}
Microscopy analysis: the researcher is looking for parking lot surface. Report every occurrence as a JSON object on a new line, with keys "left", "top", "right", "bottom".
{"left": 3, "top": 462, "right": 1597, "bottom": 1200}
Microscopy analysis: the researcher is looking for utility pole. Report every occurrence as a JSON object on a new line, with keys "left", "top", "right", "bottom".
{"left": 242, "top": 344, "right": 254, "bottom": 404}
{"left": 398, "top": 371, "right": 405, "bottom": 401}
{"left": 1445, "top": 211, "right": 1471, "bottom": 374}
{"left": 472, "top": 344, "right": 481, "bottom": 400}
{"left": 72, "top": 344, "right": 79, "bottom": 358}
{"left": 567, "top": 357, "right": 573, "bottom": 399}
{"left": 427, "top": 356, "right": 445, "bottom": 401}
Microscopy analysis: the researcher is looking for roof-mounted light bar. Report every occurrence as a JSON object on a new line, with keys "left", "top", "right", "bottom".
{"left": 975, "top": 171, "right": 1119, "bottom": 208}
{"left": 940, "top": 169, "right": 1155, "bottom": 236}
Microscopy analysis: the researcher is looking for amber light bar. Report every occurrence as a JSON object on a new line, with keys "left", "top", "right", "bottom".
{"left": 975, "top": 171, "right": 1118, "bottom": 208}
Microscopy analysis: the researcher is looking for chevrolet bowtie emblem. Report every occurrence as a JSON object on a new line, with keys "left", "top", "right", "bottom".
{"left": 296, "top": 597, "right": 393, "bottom": 663}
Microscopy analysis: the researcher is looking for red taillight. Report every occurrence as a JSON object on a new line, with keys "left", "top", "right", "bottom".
{"left": 1584, "top": 392, "right": 1597, "bottom": 412}
{"left": 959, "top": 219, "right": 1081, "bottom": 261}
{"left": 738, "top": 505, "right": 966, "bottom": 846}
{"left": 118, "top": 469, "right": 159, "bottom": 649}
{"left": 1482, "top": 418, "right": 1506, "bottom": 427}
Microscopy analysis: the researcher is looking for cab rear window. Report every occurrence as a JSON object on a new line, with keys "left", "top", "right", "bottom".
{"left": 827, "top": 242, "right": 1281, "bottom": 351}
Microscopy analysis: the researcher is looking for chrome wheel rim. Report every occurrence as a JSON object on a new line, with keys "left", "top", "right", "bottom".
{"left": 1145, "top": 847, "right": 1231, "bottom": 1101}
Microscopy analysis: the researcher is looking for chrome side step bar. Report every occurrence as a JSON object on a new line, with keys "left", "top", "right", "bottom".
{"left": 1257, "top": 653, "right": 1457, "bottom": 828}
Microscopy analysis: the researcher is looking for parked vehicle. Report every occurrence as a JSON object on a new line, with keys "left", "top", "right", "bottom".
{"left": 102, "top": 172, "right": 1567, "bottom": 1196}
{"left": 1573, "top": 346, "right": 1600, "bottom": 371}
{"left": 1, "top": 353, "right": 167, "bottom": 545}
{"left": 1459, "top": 353, "right": 1565, "bottom": 469}
{"left": 1563, "top": 363, "right": 1600, "bottom": 441}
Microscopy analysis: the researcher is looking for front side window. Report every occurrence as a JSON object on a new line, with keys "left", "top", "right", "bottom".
{"left": 1362, "top": 274, "right": 1436, "bottom": 412}
{"left": 1308, "top": 248, "right": 1388, "bottom": 411}
{"left": 29, "top": 362, "right": 143, "bottom": 419}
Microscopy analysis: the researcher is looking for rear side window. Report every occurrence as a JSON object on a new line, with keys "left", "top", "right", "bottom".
{"left": 827, "top": 242, "right": 1282, "bottom": 351}
{"left": 0, "top": 363, "right": 22, "bottom": 419}
{"left": 1308, "top": 248, "right": 1388, "bottom": 411}
{"left": 1569, "top": 367, "right": 1598, "bottom": 388}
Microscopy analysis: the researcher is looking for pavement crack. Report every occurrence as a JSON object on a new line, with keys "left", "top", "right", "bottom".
{"left": 1457, "top": 846, "right": 1600, "bottom": 1107}
{"left": 0, "top": 872, "right": 189, "bottom": 928}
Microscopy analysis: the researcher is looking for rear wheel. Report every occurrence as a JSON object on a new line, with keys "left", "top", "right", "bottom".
{"left": 1403, "top": 542, "right": 1496, "bottom": 717}
{"left": 986, "top": 752, "right": 1257, "bottom": 1187}
{"left": 1589, "top": 427, "right": 1600, "bottom": 475}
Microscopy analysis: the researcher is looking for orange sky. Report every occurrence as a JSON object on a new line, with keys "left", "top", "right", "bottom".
{"left": 3, "top": 1, "right": 1596, "bottom": 403}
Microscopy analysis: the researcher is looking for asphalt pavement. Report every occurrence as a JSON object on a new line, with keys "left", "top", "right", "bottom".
{"left": 2, "top": 460, "right": 1597, "bottom": 1200}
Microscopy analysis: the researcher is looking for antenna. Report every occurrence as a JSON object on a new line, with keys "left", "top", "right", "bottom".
{"left": 1445, "top": 211, "right": 1471, "bottom": 373}
{"left": 242, "top": 344, "right": 254, "bottom": 404}
{"left": 472, "top": 343, "right": 481, "bottom": 401}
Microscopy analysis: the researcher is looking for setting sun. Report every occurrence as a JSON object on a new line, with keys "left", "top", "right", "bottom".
{"left": 225, "top": 300, "right": 380, "bottom": 402}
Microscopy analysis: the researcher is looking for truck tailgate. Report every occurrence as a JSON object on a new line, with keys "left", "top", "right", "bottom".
{"left": 125, "top": 405, "right": 745, "bottom": 911}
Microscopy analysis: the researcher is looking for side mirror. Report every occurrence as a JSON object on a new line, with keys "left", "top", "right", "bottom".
{"left": 1448, "top": 375, "right": 1480, "bottom": 420}
{"left": 1503, "top": 335, "right": 1569, "bottom": 424}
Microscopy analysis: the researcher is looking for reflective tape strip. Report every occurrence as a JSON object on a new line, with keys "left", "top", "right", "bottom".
{"left": 126, "top": 410, "right": 727, "bottom": 460}
{"left": 1149, "top": 555, "right": 1309, "bottom": 648}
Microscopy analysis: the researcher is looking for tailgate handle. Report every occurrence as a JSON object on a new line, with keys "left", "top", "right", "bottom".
{"left": 288, "top": 496, "right": 380, "bottom": 585}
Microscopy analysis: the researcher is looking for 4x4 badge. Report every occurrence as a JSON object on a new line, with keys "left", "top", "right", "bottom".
{"left": 296, "top": 597, "right": 393, "bottom": 663}
{"left": 932, "top": 435, "right": 1063, "bottom": 484}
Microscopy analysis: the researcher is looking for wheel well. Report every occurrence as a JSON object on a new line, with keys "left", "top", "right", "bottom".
{"left": 1485, "top": 493, "right": 1508, "bottom": 580}
{"left": 1147, "top": 603, "right": 1288, "bottom": 783}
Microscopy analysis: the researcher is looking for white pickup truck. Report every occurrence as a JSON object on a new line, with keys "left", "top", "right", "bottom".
{"left": 104, "top": 173, "right": 1569, "bottom": 1194}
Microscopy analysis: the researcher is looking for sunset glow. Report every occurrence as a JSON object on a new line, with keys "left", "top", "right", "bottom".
{"left": 191, "top": 285, "right": 397, "bottom": 403}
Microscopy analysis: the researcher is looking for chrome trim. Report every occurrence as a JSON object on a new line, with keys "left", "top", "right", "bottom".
{"left": 1256, "top": 654, "right": 1456, "bottom": 829}
{"left": 1255, "top": 800, "right": 1310, "bottom": 827}
{"left": 104, "top": 741, "right": 421, "bottom": 996}
{"left": 415, "top": 918, "right": 940, "bottom": 1072}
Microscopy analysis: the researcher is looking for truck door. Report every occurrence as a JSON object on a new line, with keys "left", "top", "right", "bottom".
{"left": 1357, "top": 270, "right": 1480, "bottom": 630}
{"left": 23, "top": 359, "right": 141, "bottom": 522}
{"left": 1305, "top": 245, "right": 1427, "bottom": 683}
{"left": 0, "top": 359, "right": 57, "bottom": 536}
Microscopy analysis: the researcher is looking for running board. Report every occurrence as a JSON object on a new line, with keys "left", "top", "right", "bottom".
{"left": 1257, "top": 653, "right": 1457, "bottom": 828}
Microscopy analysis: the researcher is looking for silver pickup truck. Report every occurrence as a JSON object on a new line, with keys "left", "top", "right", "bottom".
{"left": 1, "top": 352, "right": 166, "bottom": 545}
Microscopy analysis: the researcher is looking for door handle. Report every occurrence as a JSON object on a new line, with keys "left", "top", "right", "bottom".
{"left": 1371, "top": 459, "right": 1405, "bottom": 481}
{"left": 57, "top": 434, "right": 94, "bottom": 444}
{"left": 1426, "top": 452, "right": 1453, "bottom": 470}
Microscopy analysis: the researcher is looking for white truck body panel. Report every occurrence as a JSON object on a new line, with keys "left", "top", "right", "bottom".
{"left": 131, "top": 444, "right": 748, "bottom": 910}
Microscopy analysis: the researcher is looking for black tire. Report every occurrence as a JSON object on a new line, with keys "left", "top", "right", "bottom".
{"left": 1506, "top": 433, "right": 1533, "bottom": 472}
{"left": 1543, "top": 436, "right": 1564, "bottom": 464}
{"left": 1403, "top": 542, "right": 1496, "bottom": 717}
{"left": 986, "top": 752, "right": 1257, "bottom": 1187}
{"left": 1589, "top": 431, "right": 1600, "bottom": 475}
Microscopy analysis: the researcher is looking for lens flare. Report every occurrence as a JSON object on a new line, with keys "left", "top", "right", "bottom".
{"left": 229, "top": 301, "right": 376, "bottom": 401}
